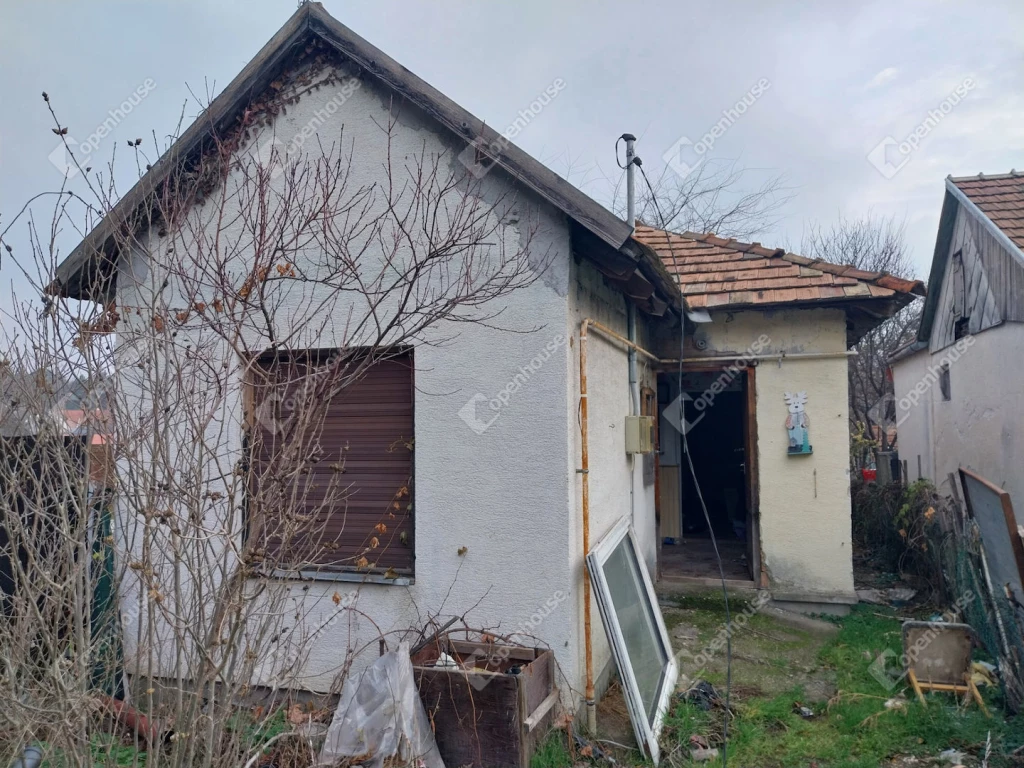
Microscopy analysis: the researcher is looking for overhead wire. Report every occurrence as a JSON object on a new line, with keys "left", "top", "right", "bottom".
{"left": 635, "top": 157, "right": 733, "bottom": 767}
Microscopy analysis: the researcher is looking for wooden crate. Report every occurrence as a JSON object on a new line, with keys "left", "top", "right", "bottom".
{"left": 411, "top": 638, "right": 558, "bottom": 768}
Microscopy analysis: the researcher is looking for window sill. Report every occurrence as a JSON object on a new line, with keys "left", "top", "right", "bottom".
{"left": 266, "top": 568, "right": 414, "bottom": 586}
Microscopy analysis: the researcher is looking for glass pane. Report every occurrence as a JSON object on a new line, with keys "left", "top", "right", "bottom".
{"left": 601, "top": 537, "right": 668, "bottom": 723}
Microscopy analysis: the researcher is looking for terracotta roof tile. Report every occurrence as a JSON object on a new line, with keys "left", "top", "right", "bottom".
{"left": 949, "top": 172, "right": 1024, "bottom": 251}
{"left": 632, "top": 223, "right": 926, "bottom": 311}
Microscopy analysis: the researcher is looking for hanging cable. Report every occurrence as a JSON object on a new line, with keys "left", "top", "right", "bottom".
{"left": 639, "top": 162, "right": 732, "bottom": 767}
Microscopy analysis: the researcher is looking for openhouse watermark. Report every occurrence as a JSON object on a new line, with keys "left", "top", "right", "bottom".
{"left": 458, "top": 78, "right": 567, "bottom": 179}
{"left": 868, "top": 590, "right": 976, "bottom": 690}
{"left": 662, "top": 333, "right": 771, "bottom": 435}
{"left": 49, "top": 78, "right": 157, "bottom": 179}
{"left": 868, "top": 333, "right": 975, "bottom": 429}
{"left": 690, "top": 592, "right": 771, "bottom": 668}
{"left": 867, "top": 77, "right": 975, "bottom": 179}
{"left": 663, "top": 78, "right": 771, "bottom": 180}
{"left": 466, "top": 590, "right": 568, "bottom": 691}
{"left": 458, "top": 334, "right": 566, "bottom": 435}
{"left": 254, "top": 77, "right": 362, "bottom": 179}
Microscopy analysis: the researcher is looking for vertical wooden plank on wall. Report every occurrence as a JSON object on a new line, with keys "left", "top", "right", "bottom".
{"left": 659, "top": 466, "right": 681, "bottom": 541}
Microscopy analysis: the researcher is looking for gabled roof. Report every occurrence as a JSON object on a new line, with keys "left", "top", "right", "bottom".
{"left": 916, "top": 172, "right": 1024, "bottom": 344}
{"left": 632, "top": 224, "right": 925, "bottom": 311}
{"left": 53, "top": 2, "right": 638, "bottom": 302}
{"left": 949, "top": 172, "right": 1024, "bottom": 252}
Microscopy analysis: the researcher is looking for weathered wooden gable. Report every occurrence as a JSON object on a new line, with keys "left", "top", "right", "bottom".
{"left": 929, "top": 203, "right": 1024, "bottom": 352}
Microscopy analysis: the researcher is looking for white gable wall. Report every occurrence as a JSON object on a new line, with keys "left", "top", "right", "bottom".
{"left": 112, "top": 64, "right": 587, "bottom": 695}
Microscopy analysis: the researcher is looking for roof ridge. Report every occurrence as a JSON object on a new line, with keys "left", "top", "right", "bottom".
{"left": 53, "top": 2, "right": 634, "bottom": 299}
{"left": 949, "top": 170, "right": 1024, "bottom": 182}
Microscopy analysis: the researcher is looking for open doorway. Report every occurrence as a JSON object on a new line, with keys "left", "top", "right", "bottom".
{"left": 657, "top": 366, "right": 759, "bottom": 585}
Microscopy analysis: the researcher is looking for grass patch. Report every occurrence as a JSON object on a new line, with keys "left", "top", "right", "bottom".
{"left": 701, "top": 608, "right": 1024, "bottom": 766}
{"left": 544, "top": 604, "right": 1024, "bottom": 767}
{"left": 531, "top": 729, "right": 574, "bottom": 768}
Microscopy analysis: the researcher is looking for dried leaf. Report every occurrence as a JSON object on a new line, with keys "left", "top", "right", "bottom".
{"left": 152, "top": 315, "right": 164, "bottom": 332}
{"left": 369, "top": 536, "right": 380, "bottom": 549}
{"left": 383, "top": 567, "right": 399, "bottom": 580}
{"left": 355, "top": 556, "right": 369, "bottom": 569}
{"left": 457, "top": 546, "right": 468, "bottom": 556}
{"left": 374, "top": 523, "right": 387, "bottom": 534}
{"left": 331, "top": 591, "right": 341, "bottom": 606}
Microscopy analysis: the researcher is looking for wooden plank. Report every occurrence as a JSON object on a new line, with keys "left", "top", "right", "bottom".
{"left": 658, "top": 466, "right": 681, "bottom": 541}
{"left": 908, "top": 669, "right": 927, "bottom": 707}
{"left": 523, "top": 690, "right": 558, "bottom": 732}
{"left": 415, "top": 668, "right": 522, "bottom": 768}
{"left": 448, "top": 640, "right": 538, "bottom": 663}
{"left": 412, "top": 640, "right": 554, "bottom": 768}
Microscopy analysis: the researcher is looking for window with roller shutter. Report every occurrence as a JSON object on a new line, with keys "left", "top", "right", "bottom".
{"left": 246, "top": 348, "right": 414, "bottom": 577}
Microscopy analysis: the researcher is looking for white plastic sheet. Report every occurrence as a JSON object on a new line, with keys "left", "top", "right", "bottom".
{"left": 319, "top": 641, "right": 445, "bottom": 768}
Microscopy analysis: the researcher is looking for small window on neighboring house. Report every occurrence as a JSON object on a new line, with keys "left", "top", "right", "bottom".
{"left": 952, "top": 250, "right": 970, "bottom": 340}
{"left": 246, "top": 349, "right": 415, "bottom": 578}
{"left": 940, "top": 363, "right": 951, "bottom": 401}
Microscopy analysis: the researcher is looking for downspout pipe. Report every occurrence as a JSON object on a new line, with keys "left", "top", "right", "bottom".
{"left": 579, "top": 319, "right": 596, "bottom": 734}
{"left": 578, "top": 317, "right": 662, "bottom": 735}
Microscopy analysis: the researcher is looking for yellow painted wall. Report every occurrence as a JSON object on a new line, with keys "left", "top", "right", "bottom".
{"left": 698, "top": 309, "right": 856, "bottom": 601}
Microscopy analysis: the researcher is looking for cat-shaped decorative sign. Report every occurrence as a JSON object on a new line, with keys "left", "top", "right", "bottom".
{"left": 784, "top": 391, "right": 812, "bottom": 455}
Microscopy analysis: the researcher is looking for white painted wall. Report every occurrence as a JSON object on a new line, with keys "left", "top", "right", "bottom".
{"left": 111, "top": 64, "right": 598, "bottom": 697}
{"left": 894, "top": 323, "right": 1024, "bottom": 507}
{"left": 567, "top": 256, "right": 658, "bottom": 696}
{"left": 694, "top": 309, "right": 856, "bottom": 600}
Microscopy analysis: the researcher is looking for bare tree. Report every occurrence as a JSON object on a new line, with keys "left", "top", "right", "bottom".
{"left": 0, "top": 51, "right": 555, "bottom": 767}
{"left": 803, "top": 214, "right": 922, "bottom": 456}
{"left": 616, "top": 157, "right": 793, "bottom": 240}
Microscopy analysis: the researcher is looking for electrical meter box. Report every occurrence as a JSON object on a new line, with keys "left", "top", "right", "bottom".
{"left": 624, "top": 415, "right": 655, "bottom": 455}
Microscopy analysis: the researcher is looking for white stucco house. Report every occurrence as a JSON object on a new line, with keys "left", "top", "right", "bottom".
{"left": 891, "top": 172, "right": 1024, "bottom": 508}
{"left": 52, "top": 3, "right": 923, "bottom": 710}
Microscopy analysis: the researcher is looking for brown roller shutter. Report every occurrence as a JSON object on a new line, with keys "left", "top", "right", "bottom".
{"left": 248, "top": 349, "right": 414, "bottom": 575}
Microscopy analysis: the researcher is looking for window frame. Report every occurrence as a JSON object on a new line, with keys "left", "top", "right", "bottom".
{"left": 587, "top": 518, "right": 677, "bottom": 763}
{"left": 243, "top": 347, "right": 415, "bottom": 583}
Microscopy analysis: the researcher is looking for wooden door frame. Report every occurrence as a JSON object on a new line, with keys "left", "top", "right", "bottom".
{"left": 743, "top": 366, "right": 765, "bottom": 586}
{"left": 660, "top": 362, "right": 762, "bottom": 585}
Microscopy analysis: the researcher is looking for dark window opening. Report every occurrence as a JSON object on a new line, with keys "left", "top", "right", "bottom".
{"left": 954, "top": 316, "right": 970, "bottom": 340}
{"left": 939, "top": 363, "right": 951, "bottom": 401}
{"left": 247, "top": 348, "right": 415, "bottom": 577}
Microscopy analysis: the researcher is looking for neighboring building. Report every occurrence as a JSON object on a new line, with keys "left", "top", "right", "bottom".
{"left": 891, "top": 172, "right": 1024, "bottom": 507}
{"left": 50, "top": 4, "right": 922, "bottom": 706}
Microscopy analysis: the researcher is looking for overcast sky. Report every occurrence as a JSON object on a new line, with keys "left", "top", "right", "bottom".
{"left": 1, "top": 0, "right": 1022, "bottom": 315}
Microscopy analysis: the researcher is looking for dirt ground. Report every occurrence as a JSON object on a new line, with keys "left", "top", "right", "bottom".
{"left": 571, "top": 590, "right": 1021, "bottom": 768}
{"left": 595, "top": 590, "right": 841, "bottom": 757}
